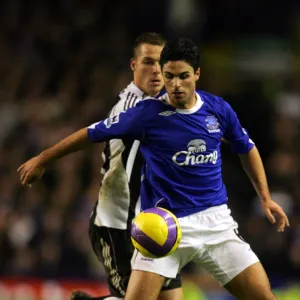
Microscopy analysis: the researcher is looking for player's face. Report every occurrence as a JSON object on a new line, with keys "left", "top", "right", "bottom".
{"left": 162, "top": 61, "right": 200, "bottom": 109}
{"left": 131, "top": 43, "right": 164, "bottom": 97}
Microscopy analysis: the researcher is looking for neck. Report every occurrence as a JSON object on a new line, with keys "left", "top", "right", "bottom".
{"left": 172, "top": 93, "right": 197, "bottom": 109}
{"left": 133, "top": 81, "right": 159, "bottom": 97}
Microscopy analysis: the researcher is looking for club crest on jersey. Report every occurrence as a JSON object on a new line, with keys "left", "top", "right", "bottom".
{"left": 205, "top": 115, "right": 220, "bottom": 133}
{"left": 104, "top": 114, "right": 120, "bottom": 128}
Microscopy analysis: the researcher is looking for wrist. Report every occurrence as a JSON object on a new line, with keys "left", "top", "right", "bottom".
{"left": 38, "top": 151, "right": 50, "bottom": 166}
{"left": 259, "top": 194, "right": 272, "bottom": 203}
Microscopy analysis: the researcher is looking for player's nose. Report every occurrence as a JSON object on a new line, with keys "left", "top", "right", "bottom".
{"left": 173, "top": 77, "right": 181, "bottom": 88}
{"left": 153, "top": 62, "right": 161, "bottom": 74}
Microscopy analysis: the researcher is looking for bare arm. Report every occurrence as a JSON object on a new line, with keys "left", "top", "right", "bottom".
{"left": 239, "top": 146, "right": 289, "bottom": 231}
{"left": 37, "top": 128, "right": 91, "bottom": 165}
{"left": 238, "top": 146, "right": 270, "bottom": 202}
{"left": 18, "top": 100, "right": 147, "bottom": 187}
{"left": 18, "top": 128, "right": 92, "bottom": 186}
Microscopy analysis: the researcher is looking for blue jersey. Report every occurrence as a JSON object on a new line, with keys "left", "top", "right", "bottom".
{"left": 88, "top": 91, "right": 254, "bottom": 218}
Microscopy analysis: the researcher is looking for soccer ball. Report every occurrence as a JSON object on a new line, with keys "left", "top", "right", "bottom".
{"left": 131, "top": 207, "right": 182, "bottom": 258}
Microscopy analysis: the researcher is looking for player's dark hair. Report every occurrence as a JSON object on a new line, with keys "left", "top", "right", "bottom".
{"left": 133, "top": 32, "right": 166, "bottom": 57}
{"left": 160, "top": 38, "right": 200, "bottom": 72}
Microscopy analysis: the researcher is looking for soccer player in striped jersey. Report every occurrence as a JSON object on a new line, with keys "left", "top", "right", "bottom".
{"left": 72, "top": 33, "right": 183, "bottom": 300}
{"left": 77, "top": 32, "right": 182, "bottom": 300}
{"left": 18, "top": 37, "right": 289, "bottom": 299}
{"left": 18, "top": 32, "right": 182, "bottom": 300}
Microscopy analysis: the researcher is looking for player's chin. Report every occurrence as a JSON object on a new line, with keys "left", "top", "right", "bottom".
{"left": 172, "top": 96, "right": 187, "bottom": 106}
{"left": 148, "top": 86, "right": 163, "bottom": 96}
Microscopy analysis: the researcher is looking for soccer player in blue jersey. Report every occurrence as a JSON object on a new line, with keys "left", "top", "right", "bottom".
{"left": 18, "top": 38, "right": 289, "bottom": 300}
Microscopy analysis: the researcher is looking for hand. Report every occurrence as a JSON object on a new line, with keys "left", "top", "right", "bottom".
{"left": 261, "top": 199, "right": 290, "bottom": 232}
{"left": 17, "top": 156, "right": 45, "bottom": 187}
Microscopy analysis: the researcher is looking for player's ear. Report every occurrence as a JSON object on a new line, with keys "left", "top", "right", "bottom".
{"left": 130, "top": 58, "right": 136, "bottom": 71}
{"left": 195, "top": 68, "right": 200, "bottom": 81}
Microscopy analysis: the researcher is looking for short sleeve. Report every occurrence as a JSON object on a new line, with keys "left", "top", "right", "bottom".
{"left": 87, "top": 101, "right": 147, "bottom": 143}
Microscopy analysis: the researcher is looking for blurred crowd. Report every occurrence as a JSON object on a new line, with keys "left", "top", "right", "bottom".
{"left": 0, "top": 0, "right": 300, "bottom": 292}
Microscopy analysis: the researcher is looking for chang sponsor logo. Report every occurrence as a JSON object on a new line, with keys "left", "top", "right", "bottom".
{"left": 187, "top": 139, "right": 206, "bottom": 153}
{"left": 172, "top": 139, "right": 218, "bottom": 166}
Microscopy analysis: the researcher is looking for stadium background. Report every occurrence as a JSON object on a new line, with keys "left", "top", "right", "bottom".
{"left": 0, "top": 0, "right": 299, "bottom": 299}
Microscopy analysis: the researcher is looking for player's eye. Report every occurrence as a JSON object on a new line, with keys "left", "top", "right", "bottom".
{"left": 143, "top": 60, "right": 154, "bottom": 65}
{"left": 179, "top": 73, "right": 190, "bottom": 79}
{"left": 164, "top": 73, "right": 174, "bottom": 79}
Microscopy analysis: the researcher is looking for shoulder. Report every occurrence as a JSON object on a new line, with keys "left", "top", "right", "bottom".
{"left": 119, "top": 84, "right": 140, "bottom": 102}
{"left": 197, "top": 90, "right": 225, "bottom": 106}
{"left": 197, "top": 90, "right": 231, "bottom": 114}
{"left": 133, "top": 98, "right": 174, "bottom": 120}
{"left": 136, "top": 98, "right": 169, "bottom": 111}
{"left": 110, "top": 84, "right": 142, "bottom": 116}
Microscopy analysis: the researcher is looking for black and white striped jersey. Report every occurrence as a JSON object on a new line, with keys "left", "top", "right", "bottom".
{"left": 93, "top": 82, "right": 148, "bottom": 230}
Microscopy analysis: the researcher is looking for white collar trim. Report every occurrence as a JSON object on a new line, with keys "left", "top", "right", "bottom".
{"left": 128, "top": 82, "right": 146, "bottom": 98}
{"left": 175, "top": 93, "right": 204, "bottom": 114}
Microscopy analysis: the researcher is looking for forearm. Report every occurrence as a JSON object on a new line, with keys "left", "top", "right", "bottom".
{"left": 38, "top": 128, "right": 91, "bottom": 166}
{"left": 238, "top": 146, "right": 271, "bottom": 202}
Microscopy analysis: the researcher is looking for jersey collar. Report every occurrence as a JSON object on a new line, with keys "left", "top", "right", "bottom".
{"left": 128, "top": 82, "right": 147, "bottom": 98}
{"left": 175, "top": 92, "right": 204, "bottom": 114}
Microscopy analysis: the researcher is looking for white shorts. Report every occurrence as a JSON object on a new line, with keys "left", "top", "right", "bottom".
{"left": 131, "top": 204, "right": 259, "bottom": 286}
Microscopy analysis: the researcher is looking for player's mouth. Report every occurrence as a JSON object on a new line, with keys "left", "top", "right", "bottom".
{"left": 149, "top": 79, "right": 162, "bottom": 86}
{"left": 173, "top": 91, "right": 184, "bottom": 97}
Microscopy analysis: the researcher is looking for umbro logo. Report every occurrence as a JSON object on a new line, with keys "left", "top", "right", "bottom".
{"left": 159, "top": 111, "right": 176, "bottom": 116}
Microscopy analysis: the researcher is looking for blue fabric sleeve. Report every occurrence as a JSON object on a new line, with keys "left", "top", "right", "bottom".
{"left": 223, "top": 101, "right": 255, "bottom": 153}
{"left": 87, "top": 101, "right": 146, "bottom": 143}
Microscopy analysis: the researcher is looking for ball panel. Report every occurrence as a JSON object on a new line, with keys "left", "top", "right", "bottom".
{"left": 158, "top": 207, "right": 182, "bottom": 244}
{"left": 144, "top": 207, "right": 171, "bottom": 220}
{"left": 164, "top": 222, "right": 182, "bottom": 256}
{"left": 131, "top": 222, "right": 170, "bottom": 257}
{"left": 150, "top": 208, "right": 180, "bottom": 255}
{"left": 133, "top": 213, "right": 168, "bottom": 246}
{"left": 131, "top": 237, "right": 157, "bottom": 258}
{"left": 131, "top": 207, "right": 182, "bottom": 258}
